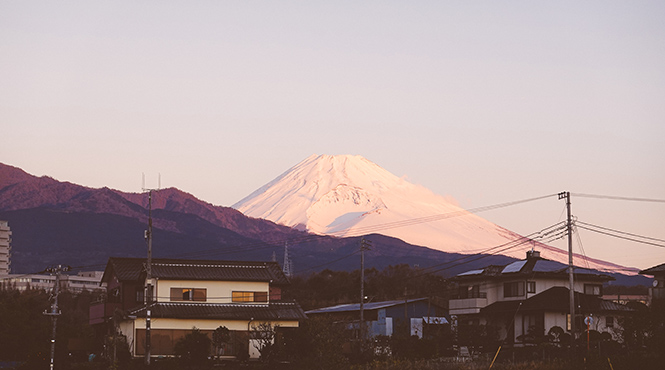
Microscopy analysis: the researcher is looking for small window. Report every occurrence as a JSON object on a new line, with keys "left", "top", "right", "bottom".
{"left": 606, "top": 316, "right": 614, "bottom": 328}
{"left": 584, "top": 284, "right": 602, "bottom": 296}
{"left": 170, "top": 288, "right": 206, "bottom": 302}
{"left": 527, "top": 281, "right": 536, "bottom": 294}
{"left": 136, "top": 288, "right": 144, "bottom": 303}
{"left": 504, "top": 281, "right": 525, "bottom": 298}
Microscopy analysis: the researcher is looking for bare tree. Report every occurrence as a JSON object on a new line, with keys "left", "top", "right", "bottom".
{"left": 250, "top": 322, "right": 278, "bottom": 362}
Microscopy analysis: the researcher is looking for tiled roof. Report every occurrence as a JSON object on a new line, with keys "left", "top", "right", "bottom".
{"left": 481, "top": 287, "right": 632, "bottom": 315}
{"left": 130, "top": 302, "right": 307, "bottom": 321}
{"left": 305, "top": 298, "right": 429, "bottom": 315}
{"left": 102, "top": 257, "right": 290, "bottom": 285}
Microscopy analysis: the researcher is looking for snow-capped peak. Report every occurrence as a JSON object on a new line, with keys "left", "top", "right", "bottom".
{"left": 233, "top": 154, "right": 634, "bottom": 274}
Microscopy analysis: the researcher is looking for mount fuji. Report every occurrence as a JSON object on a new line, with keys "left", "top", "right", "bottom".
{"left": 233, "top": 154, "right": 634, "bottom": 274}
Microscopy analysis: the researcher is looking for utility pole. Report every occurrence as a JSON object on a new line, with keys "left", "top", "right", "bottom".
{"left": 44, "top": 265, "right": 71, "bottom": 370}
{"left": 559, "top": 191, "right": 575, "bottom": 357}
{"left": 144, "top": 189, "right": 154, "bottom": 366}
{"left": 142, "top": 174, "right": 160, "bottom": 367}
{"left": 359, "top": 237, "right": 372, "bottom": 348}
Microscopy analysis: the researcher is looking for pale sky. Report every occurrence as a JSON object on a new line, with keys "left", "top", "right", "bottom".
{"left": 1, "top": 1, "right": 664, "bottom": 270}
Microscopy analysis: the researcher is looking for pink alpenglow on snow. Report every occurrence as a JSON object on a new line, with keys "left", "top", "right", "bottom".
{"left": 233, "top": 154, "right": 634, "bottom": 274}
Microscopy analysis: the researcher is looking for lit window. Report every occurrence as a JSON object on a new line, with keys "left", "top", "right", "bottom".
{"left": 232, "top": 291, "right": 268, "bottom": 303}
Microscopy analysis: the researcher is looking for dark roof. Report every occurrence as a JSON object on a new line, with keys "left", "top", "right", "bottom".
{"left": 102, "top": 257, "right": 290, "bottom": 285}
{"left": 640, "top": 263, "right": 665, "bottom": 276}
{"left": 481, "top": 287, "right": 632, "bottom": 315}
{"left": 130, "top": 302, "right": 306, "bottom": 321}
{"left": 306, "top": 298, "right": 430, "bottom": 315}
{"left": 455, "top": 256, "right": 613, "bottom": 282}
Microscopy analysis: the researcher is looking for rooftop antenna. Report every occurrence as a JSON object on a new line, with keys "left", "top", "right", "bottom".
{"left": 142, "top": 173, "right": 161, "bottom": 366}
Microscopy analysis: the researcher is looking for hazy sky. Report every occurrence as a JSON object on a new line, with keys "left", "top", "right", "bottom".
{"left": 2, "top": 1, "right": 664, "bottom": 269}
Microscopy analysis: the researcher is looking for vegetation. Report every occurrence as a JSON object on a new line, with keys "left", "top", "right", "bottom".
{"left": 285, "top": 264, "right": 453, "bottom": 311}
{"left": 174, "top": 328, "right": 212, "bottom": 368}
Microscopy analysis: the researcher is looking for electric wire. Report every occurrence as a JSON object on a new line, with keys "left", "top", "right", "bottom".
{"left": 575, "top": 224, "right": 665, "bottom": 249}
{"left": 571, "top": 193, "right": 665, "bottom": 203}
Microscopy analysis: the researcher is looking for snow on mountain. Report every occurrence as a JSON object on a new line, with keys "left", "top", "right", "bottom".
{"left": 233, "top": 154, "right": 635, "bottom": 274}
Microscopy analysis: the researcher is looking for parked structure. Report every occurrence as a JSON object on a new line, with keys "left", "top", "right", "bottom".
{"left": 0, "top": 220, "right": 11, "bottom": 276}
{"left": 449, "top": 250, "right": 631, "bottom": 346}
{"left": 90, "top": 257, "right": 306, "bottom": 359}
{"left": 306, "top": 298, "right": 447, "bottom": 339}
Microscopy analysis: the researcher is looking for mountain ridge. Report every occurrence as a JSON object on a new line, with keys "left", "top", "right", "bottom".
{"left": 233, "top": 154, "right": 636, "bottom": 275}
{"left": 0, "top": 162, "right": 645, "bottom": 286}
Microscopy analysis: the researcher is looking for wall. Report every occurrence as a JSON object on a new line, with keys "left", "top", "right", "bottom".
{"left": 155, "top": 279, "right": 269, "bottom": 304}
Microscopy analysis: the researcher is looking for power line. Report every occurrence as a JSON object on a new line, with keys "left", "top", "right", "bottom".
{"left": 165, "top": 193, "right": 559, "bottom": 261}
{"left": 575, "top": 224, "right": 665, "bottom": 249}
{"left": 572, "top": 193, "right": 665, "bottom": 203}
{"left": 576, "top": 221, "right": 665, "bottom": 243}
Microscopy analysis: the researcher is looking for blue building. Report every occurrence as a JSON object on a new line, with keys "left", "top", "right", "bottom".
{"left": 306, "top": 298, "right": 448, "bottom": 338}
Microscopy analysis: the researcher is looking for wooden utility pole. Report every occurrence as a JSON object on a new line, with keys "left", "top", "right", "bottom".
{"left": 44, "top": 265, "right": 71, "bottom": 370}
{"left": 142, "top": 174, "right": 160, "bottom": 367}
{"left": 144, "top": 189, "right": 154, "bottom": 366}
{"left": 559, "top": 191, "right": 575, "bottom": 357}
{"left": 359, "top": 238, "right": 371, "bottom": 347}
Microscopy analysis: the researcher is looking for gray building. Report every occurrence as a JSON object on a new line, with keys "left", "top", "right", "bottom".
{"left": 0, "top": 220, "right": 11, "bottom": 276}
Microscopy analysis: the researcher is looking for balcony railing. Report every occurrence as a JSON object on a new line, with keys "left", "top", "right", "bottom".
{"left": 452, "top": 291, "right": 487, "bottom": 300}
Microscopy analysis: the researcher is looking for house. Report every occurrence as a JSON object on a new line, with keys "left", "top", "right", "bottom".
{"left": 639, "top": 262, "right": 665, "bottom": 308}
{"left": 449, "top": 250, "right": 631, "bottom": 346}
{"left": 89, "top": 257, "right": 306, "bottom": 359}
{"left": 306, "top": 298, "right": 448, "bottom": 339}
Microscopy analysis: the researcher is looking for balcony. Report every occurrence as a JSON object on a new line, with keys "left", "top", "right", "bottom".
{"left": 449, "top": 292, "right": 487, "bottom": 315}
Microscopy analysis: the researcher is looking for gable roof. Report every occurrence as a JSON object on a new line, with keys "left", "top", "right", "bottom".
{"left": 101, "top": 257, "right": 290, "bottom": 285}
{"left": 640, "top": 263, "right": 665, "bottom": 276}
{"left": 129, "top": 301, "right": 307, "bottom": 321}
{"left": 481, "top": 286, "right": 632, "bottom": 315}
{"left": 305, "top": 298, "right": 431, "bottom": 315}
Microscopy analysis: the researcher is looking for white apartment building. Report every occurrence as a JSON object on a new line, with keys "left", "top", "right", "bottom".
{"left": 0, "top": 220, "right": 11, "bottom": 276}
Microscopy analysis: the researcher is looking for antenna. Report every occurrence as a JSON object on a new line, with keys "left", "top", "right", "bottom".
{"left": 283, "top": 242, "right": 293, "bottom": 278}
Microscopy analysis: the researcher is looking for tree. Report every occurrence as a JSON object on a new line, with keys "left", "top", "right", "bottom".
{"left": 212, "top": 326, "right": 230, "bottom": 360}
{"left": 250, "top": 322, "right": 278, "bottom": 363}
{"left": 174, "top": 327, "right": 211, "bottom": 367}
{"left": 283, "top": 316, "right": 349, "bottom": 370}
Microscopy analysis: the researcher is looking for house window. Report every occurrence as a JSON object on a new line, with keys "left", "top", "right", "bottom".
{"left": 459, "top": 285, "right": 481, "bottom": 298}
{"left": 232, "top": 291, "right": 268, "bottom": 303}
{"left": 504, "top": 281, "right": 525, "bottom": 297}
{"left": 527, "top": 281, "right": 536, "bottom": 294}
{"left": 170, "top": 288, "right": 206, "bottom": 302}
{"left": 584, "top": 284, "right": 602, "bottom": 296}
{"left": 136, "top": 288, "right": 144, "bottom": 303}
{"left": 606, "top": 316, "right": 614, "bottom": 328}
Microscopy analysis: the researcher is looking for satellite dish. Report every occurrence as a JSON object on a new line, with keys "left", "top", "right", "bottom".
{"left": 653, "top": 280, "right": 659, "bottom": 288}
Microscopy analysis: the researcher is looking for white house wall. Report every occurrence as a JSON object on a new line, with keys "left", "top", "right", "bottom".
{"left": 155, "top": 280, "right": 269, "bottom": 304}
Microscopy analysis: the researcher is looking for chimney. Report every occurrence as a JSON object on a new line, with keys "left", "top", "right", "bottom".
{"left": 526, "top": 250, "right": 540, "bottom": 259}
